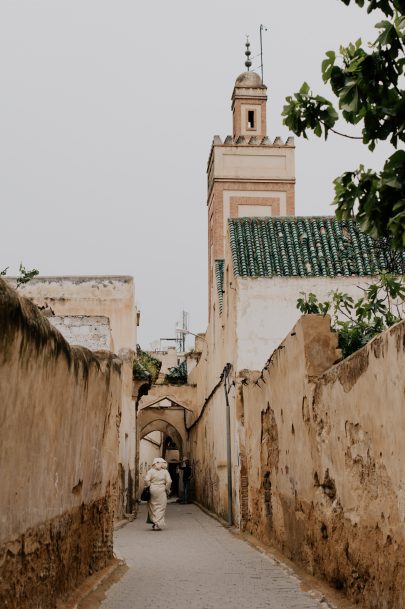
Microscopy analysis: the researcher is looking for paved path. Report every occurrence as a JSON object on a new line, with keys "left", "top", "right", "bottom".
{"left": 100, "top": 502, "right": 332, "bottom": 609}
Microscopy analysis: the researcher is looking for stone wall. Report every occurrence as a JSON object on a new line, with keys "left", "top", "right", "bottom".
{"left": 0, "top": 279, "right": 122, "bottom": 609}
{"left": 49, "top": 315, "right": 112, "bottom": 350}
{"left": 241, "top": 315, "right": 405, "bottom": 609}
{"left": 13, "top": 275, "right": 137, "bottom": 352}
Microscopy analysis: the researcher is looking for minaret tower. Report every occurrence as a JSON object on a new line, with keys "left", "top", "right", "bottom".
{"left": 207, "top": 39, "right": 296, "bottom": 310}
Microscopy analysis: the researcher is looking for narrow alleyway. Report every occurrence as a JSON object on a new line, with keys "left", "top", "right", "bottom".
{"left": 99, "top": 503, "right": 334, "bottom": 609}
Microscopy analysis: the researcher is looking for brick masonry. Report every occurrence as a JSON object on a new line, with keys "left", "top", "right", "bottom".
{"left": 49, "top": 315, "right": 112, "bottom": 351}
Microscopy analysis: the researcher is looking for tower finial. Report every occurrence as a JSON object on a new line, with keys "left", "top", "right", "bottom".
{"left": 244, "top": 35, "right": 252, "bottom": 71}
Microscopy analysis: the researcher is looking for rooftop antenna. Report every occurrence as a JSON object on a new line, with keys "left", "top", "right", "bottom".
{"left": 176, "top": 310, "right": 188, "bottom": 352}
{"left": 244, "top": 35, "right": 252, "bottom": 71}
{"left": 259, "top": 24, "right": 268, "bottom": 83}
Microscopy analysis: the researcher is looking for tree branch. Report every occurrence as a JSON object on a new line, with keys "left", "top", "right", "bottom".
{"left": 323, "top": 123, "right": 363, "bottom": 140}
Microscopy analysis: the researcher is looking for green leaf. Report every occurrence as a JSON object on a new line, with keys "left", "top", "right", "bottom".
{"left": 322, "top": 51, "right": 336, "bottom": 82}
{"left": 16, "top": 263, "right": 39, "bottom": 288}
{"left": 314, "top": 123, "right": 322, "bottom": 137}
{"left": 299, "top": 82, "right": 310, "bottom": 95}
{"left": 340, "top": 81, "right": 360, "bottom": 112}
{"left": 285, "top": 0, "right": 405, "bottom": 247}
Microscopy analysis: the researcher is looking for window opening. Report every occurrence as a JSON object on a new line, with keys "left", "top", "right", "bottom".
{"left": 247, "top": 110, "right": 255, "bottom": 129}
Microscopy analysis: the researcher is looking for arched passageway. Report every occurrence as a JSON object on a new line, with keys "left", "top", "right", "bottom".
{"left": 138, "top": 415, "right": 186, "bottom": 498}
{"left": 136, "top": 395, "right": 193, "bottom": 500}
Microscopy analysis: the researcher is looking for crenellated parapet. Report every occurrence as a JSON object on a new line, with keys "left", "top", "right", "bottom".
{"left": 212, "top": 135, "right": 295, "bottom": 147}
{"left": 207, "top": 132, "right": 295, "bottom": 200}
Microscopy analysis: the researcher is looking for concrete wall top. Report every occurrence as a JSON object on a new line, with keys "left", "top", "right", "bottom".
{"left": 10, "top": 276, "right": 137, "bottom": 351}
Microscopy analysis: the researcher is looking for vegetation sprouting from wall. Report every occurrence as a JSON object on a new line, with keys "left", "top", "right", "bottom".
{"left": 134, "top": 346, "right": 162, "bottom": 384}
{"left": 1, "top": 263, "right": 39, "bottom": 287}
{"left": 165, "top": 360, "right": 187, "bottom": 384}
{"left": 297, "top": 272, "right": 404, "bottom": 357}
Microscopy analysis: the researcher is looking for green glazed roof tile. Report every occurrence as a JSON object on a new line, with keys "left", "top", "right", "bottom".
{"left": 215, "top": 259, "right": 225, "bottom": 314}
{"left": 228, "top": 217, "right": 405, "bottom": 278}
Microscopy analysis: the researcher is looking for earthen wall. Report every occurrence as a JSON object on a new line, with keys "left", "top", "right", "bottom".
{"left": 0, "top": 279, "right": 122, "bottom": 609}
{"left": 242, "top": 315, "right": 405, "bottom": 608}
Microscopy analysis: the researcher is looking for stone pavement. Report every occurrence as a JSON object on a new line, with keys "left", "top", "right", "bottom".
{"left": 100, "top": 502, "right": 333, "bottom": 609}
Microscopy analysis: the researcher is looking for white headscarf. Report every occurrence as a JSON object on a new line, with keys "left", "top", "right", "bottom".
{"left": 153, "top": 457, "right": 166, "bottom": 465}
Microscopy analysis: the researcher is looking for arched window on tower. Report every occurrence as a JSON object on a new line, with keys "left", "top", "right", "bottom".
{"left": 247, "top": 110, "right": 255, "bottom": 129}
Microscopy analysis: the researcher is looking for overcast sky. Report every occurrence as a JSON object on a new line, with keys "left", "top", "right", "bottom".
{"left": 0, "top": 1, "right": 391, "bottom": 348}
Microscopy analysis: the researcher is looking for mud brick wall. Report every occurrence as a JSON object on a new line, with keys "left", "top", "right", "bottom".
{"left": 242, "top": 315, "right": 405, "bottom": 609}
{"left": 0, "top": 279, "right": 122, "bottom": 609}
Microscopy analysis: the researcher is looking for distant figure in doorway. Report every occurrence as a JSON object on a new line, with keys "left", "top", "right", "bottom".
{"left": 180, "top": 459, "right": 192, "bottom": 504}
{"left": 144, "top": 458, "right": 172, "bottom": 530}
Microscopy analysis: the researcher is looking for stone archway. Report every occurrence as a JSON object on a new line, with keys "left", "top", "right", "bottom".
{"left": 140, "top": 419, "right": 184, "bottom": 460}
{"left": 139, "top": 418, "right": 185, "bottom": 497}
{"left": 138, "top": 385, "right": 197, "bottom": 416}
{"left": 137, "top": 395, "right": 192, "bottom": 501}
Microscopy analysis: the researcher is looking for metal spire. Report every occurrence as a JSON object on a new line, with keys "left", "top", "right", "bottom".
{"left": 259, "top": 24, "right": 268, "bottom": 83}
{"left": 244, "top": 35, "right": 252, "bottom": 71}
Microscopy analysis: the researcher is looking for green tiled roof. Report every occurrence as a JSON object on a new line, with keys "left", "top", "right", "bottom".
{"left": 228, "top": 217, "right": 405, "bottom": 278}
{"left": 215, "top": 260, "right": 225, "bottom": 313}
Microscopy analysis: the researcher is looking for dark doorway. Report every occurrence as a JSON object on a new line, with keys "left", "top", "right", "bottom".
{"left": 168, "top": 462, "right": 179, "bottom": 496}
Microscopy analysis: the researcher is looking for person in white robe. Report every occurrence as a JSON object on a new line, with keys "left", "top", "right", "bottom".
{"left": 144, "top": 458, "right": 172, "bottom": 530}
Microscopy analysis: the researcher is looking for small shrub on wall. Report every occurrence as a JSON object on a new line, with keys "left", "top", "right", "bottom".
{"left": 297, "top": 273, "right": 405, "bottom": 357}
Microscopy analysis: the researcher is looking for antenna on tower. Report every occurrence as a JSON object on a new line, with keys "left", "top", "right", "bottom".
{"left": 176, "top": 310, "right": 189, "bottom": 352}
{"left": 259, "top": 24, "right": 268, "bottom": 83}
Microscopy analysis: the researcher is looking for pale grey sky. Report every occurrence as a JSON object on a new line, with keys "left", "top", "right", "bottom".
{"left": 0, "top": 1, "right": 391, "bottom": 347}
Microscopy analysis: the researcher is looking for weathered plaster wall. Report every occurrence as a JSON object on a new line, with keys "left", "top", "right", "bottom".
{"left": 242, "top": 316, "right": 405, "bottom": 609}
{"left": 14, "top": 275, "right": 137, "bottom": 352}
{"left": 116, "top": 349, "right": 136, "bottom": 518}
{"left": 139, "top": 433, "right": 162, "bottom": 476}
{"left": 235, "top": 275, "right": 367, "bottom": 371}
{"left": 150, "top": 347, "right": 179, "bottom": 380}
{"left": 138, "top": 384, "right": 198, "bottom": 416}
{"left": 13, "top": 276, "right": 138, "bottom": 520}
{"left": 188, "top": 388, "right": 234, "bottom": 520}
{"left": 189, "top": 235, "right": 376, "bottom": 529}
{"left": 138, "top": 433, "right": 162, "bottom": 494}
{"left": 188, "top": 255, "right": 240, "bottom": 522}
{"left": 0, "top": 279, "right": 122, "bottom": 609}
{"left": 49, "top": 315, "right": 112, "bottom": 351}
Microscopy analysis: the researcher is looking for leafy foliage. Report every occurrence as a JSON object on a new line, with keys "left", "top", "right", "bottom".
{"left": 297, "top": 273, "right": 405, "bottom": 357}
{"left": 1, "top": 263, "right": 39, "bottom": 287}
{"left": 165, "top": 360, "right": 188, "bottom": 385}
{"left": 134, "top": 346, "right": 162, "bottom": 384}
{"left": 16, "top": 263, "right": 39, "bottom": 287}
{"left": 133, "top": 359, "right": 152, "bottom": 382}
{"left": 283, "top": 0, "right": 405, "bottom": 248}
